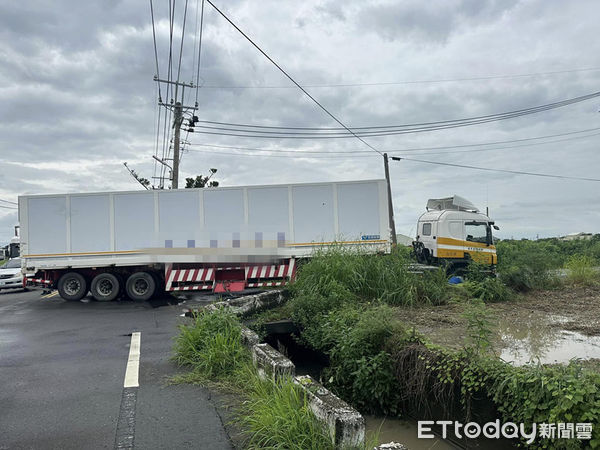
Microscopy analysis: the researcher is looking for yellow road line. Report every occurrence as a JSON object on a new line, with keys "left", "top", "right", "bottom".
{"left": 41, "top": 291, "right": 58, "bottom": 298}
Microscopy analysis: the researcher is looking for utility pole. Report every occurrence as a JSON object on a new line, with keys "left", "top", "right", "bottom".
{"left": 172, "top": 102, "right": 183, "bottom": 189}
{"left": 383, "top": 153, "right": 398, "bottom": 247}
{"left": 154, "top": 76, "right": 197, "bottom": 189}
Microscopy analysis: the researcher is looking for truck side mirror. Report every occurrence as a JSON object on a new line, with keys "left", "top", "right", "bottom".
{"left": 493, "top": 225, "right": 499, "bottom": 230}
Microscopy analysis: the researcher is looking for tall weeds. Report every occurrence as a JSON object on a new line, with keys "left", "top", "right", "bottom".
{"left": 173, "top": 308, "right": 248, "bottom": 379}
{"left": 565, "top": 254, "right": 598, "bottom": 285}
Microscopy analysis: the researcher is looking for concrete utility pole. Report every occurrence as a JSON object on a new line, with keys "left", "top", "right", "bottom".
{"left": 154, "top": 76, "right": 197, "bottom": 189}
{"left": 172, "top": 102, "right": 183, "bottom": 189}
{"left": 383, "top": 153, "right": 398, "bottom": 247}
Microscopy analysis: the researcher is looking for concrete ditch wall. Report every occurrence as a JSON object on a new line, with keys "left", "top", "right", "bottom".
{"left": 294, "top": 375, "right": 365, "bottom": 448}
{"left": 195, "top": 291, "right": 405, "bottom": 449}
{"left": 204, "top": 289, "right": 285, "bottom": 316}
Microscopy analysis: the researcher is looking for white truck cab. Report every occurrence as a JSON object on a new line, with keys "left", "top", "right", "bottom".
{"left": 413, "top": 195, "right": 498, "bottom": 273}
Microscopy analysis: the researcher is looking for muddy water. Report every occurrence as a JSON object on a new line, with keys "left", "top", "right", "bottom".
{"left": 498, "top": 315, "right": 600, "bottom": 365}
{"left": 365, "top": 416, "right": 457, "bottom": 449}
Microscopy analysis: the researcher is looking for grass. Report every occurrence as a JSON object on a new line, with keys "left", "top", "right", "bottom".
{"left": 237, "top": 369, "right": 334, "bottom": 450}
{"left": 173, "top": 307, "right": 248, "bottom": 379}
{"left": 173, "top": 308, "right": 338, "bottom": 450}
{"left": 565, "top": 254, "right": 598, "bottom": 286}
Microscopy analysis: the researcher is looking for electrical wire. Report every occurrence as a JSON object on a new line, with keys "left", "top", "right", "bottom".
{"left": 392, "top": 156, "right": 600, "bottom": 182}
{"left": 0, "top": 205, "right": 17, "bottom": 210}
{"left": 195, "top": 0, "right": 205, "bottom": 105}
{"left": 175, "top": 0, "right": 189, "bottom": 94}
{"left": 190, "top": 90, "right": 600, "bottom": 138}
{"left": 0, "top": 199, "right": 17, "bottom": 205}
{"left": 149, "top": 0, "right": 162, "bottom": 100}
{"left": 198, "top": 66, "right": 600, "bottom": 89}
{"left": 183, "top": 126, "right": 600, "bottom": 155}
{"left": 205, "top": 0, "right": 383, "bottom": 156}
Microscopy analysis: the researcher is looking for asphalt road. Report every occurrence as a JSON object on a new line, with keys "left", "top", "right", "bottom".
{"left": 0, "top": 288, "right": 233, "bottom": 450}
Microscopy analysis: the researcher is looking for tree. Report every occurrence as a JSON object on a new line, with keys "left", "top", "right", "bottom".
{"left": 185, "top": 168, "right": 218, "bottom": 188}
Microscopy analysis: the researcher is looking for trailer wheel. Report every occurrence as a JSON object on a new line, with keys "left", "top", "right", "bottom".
{"left": 90, "top": 273, "right": 120, "bottom": 302}
{"left": 57, "top": 272, "right": 88, "bottom": 301}
{"left": 125, "top": 272, "right": 156, "bottom": 301}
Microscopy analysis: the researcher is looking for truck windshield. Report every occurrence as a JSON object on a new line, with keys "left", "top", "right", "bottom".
{"left": 465, "top": 222, "right": 489, "bottom": 244}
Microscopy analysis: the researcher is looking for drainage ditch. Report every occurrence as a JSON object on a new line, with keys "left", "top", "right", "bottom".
{"left": 258, "top": 321, "right": 514, "bottom": 450}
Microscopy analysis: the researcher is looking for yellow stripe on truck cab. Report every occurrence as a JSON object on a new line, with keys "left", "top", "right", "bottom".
{"left": 437, "top": 237, "right": 496, "bottom": 250}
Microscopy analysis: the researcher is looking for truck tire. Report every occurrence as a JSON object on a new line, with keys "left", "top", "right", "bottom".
{"left": 125, "top": 272, "right": 156, "bottom": 301}
{"left": 90, "top": 273, "right": 120, "bottom": 302}
{"left": 57, "top": 272, "right": 88, "bottom": 301}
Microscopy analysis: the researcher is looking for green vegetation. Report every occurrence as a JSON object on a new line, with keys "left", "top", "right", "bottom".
{"left": 565, "top": 255, "right": 598, "bottom": 286}
{"left": 391, "top": 342, "right": 600, "bottom": 449}
{"left": 290, "top": 246, "right": 448, "bottom": 311}
{"left": 273, "top": 246, "right": 600, "bottom": 448}
{"left": 496, "top": 236, "right": 600, "bottom": 291}
{"left": 237, "top": 371, "right": 334, "bottom": 450}
{"left": 459, "top": 277, "right": 513, "bottom": 303}
{"left": 173, "top": 308, "right": 335, "bottom": 449}
{"left": 173, "top": 308, "right": 247, "bottom": 379}
{"left": 462, "top": 299, "right": 496, "bottom": 354}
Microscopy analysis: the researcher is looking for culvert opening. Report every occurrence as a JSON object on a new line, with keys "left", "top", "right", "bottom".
{"left": 260, "top": 321, "right": 329, "bottom": 381}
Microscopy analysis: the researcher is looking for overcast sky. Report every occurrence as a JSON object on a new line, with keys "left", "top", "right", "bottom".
{"left": 1, "top": 0, "right": 600, "bottom": 245}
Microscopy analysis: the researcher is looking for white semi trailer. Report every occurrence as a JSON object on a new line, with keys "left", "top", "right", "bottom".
{"left": 19, "top": 180, "right": 390, "bottom": 301}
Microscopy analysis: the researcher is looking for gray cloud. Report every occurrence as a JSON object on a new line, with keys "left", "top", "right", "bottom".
{"left": 1, "top": 0, "right": 599, "bottom": 244}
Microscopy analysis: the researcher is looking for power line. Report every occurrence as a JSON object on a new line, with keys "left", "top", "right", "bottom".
{"left": 184, "top": 126, "right": 600, "bottom": 155}
{"left": 0, "top": 199, "right": 17, "bottom": 205}
{"left": 175, "top": 0, "right": 189, "bottom": 89}
{"left": 149, "top": 0, "right": 162, "bottom": 100}
{"left": 190, "top": 90, "right": 600, "bottom": 137}
{"left": 186, "top": 148, "right": 375, "bottom": 159}
{"left": 0, "top": 205, "right": 17, "bottom": 210}
{"left": 205, "top": 0, "right": 383, "bottom": 156}
{"left": 195, "top": 0, "right": 205, "bottom": 105}
{"left": 391, "top": 156, "right": 600, "bottom": 182}
{"left": 198, "top": 67, "right": 600, "bottom": 89}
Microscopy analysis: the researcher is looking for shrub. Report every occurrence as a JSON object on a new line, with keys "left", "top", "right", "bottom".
{"left": 173, "top": 308, "right": 248, "bottom": 379}
{"left": 499, "top": 265, "right": 535, "bottom": 292}
{"left": 462, "top": 277, "right": 513, "bottom": 303}
{"left": 565, "top": 254, "right": 598, "bottom": 286}
{"left": 313, "top": 305, "right": 408, "bottom": 414}
{"left": 462, "top": 299, "right": 495, "bottom": 354}
{"left": 290, "top": 246, "right": 448, "bottom": 315}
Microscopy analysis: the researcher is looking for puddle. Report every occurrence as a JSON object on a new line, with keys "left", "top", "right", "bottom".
{"left": 365, "top": 416, "right": 518, "bottom": 449}
{"left": 365, "top": 416, "right": 456, "bottom": 449}
{"left": 498, "top": 315, "right": 600, "bottom": 365}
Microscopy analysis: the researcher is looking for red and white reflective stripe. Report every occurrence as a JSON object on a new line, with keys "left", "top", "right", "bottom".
{"left": 171, "top": 284, "right": 213, "bottom": 291}
{"left": 277, "top": 264, "right": 286, "bottom": 277}
{"left": 246, "top": 263, "right": 291, "bottom": 279}
{"left": 287, "top": 258, "right": 296, "bottom": 278}
{"left": 168, "top": 268, "right": 215, "bottom": 284}
{"left": 30, "top": 278, "right": 52, "bottom": 285}
{"left": 165, "top": 265, "right": 177, "bottom": 291}
{"left": 247, "top": 281, "right": 284, "bottom": 287}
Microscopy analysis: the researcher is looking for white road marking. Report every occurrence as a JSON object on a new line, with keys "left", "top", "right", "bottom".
{"left": 123, "top": 332, "right": 141, "bottom": 388}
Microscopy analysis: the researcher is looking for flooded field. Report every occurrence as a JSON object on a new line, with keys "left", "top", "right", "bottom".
{"left": 498, "top": 315, "right": 600, "bottom": 365}
{"left": 395, "top": 285, "right": 600, "bottom": 368}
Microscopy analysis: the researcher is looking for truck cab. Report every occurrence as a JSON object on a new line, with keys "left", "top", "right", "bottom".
{"left": 413, "top": 195, "right": 498, "bottom": 273}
